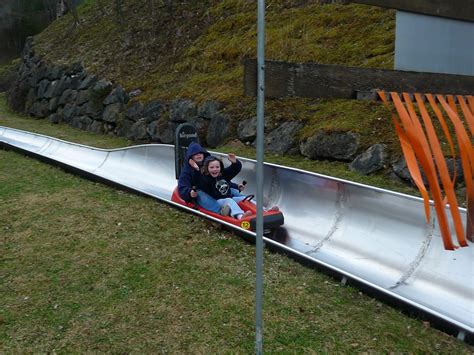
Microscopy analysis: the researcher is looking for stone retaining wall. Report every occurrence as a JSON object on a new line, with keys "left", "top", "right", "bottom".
{"left": 7, "top": 38, "right": 465, "bottom": 190}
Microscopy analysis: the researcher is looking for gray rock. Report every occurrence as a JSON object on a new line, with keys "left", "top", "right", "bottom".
{"left": 46, "top": 66, "right": 63, "bottom": 81}
{"left": 56, "top": 75, "right": 80, "bottom": 93}
{"left": 85, "top": 101, "right": 103, "bottom": 119}
{"left": 146, "top": 120, "right": 178, "bottom": 143}
{"left": 392, "top": 157, "right": 464, "bottom": 186}
{"left": 44, "top": 80, "right": 60, "bottom": 98}
{"left": 143, "top": 100, "right": 165, "bottom": 121}
{"left": 104, "top": 123, "right": 116, "bottom": 134}
{"left": 76, "top": 103, "right": 89, "bottom": 116}
{"left": 127, "top": 119, "right": 149, "bottom": 141}
{"left": 170, "top": 99, "right": 197, "bottom": 122}
{"left": 187, "top": 116, "right": 209, "bottom": 143}
{"left": 147, "top": 121, "right": 161, "bottom": 142}
{"left": 264, "top": 121, "right": 303, "bottom": 155}
{"left": 391, "top": 157, "right": 412, "bottom": 182}
{"left": 89, "top": 120, "right": 105, "bottom": 134}
{"left": 78, "top": 74, "right": 97, "bottom": 90}
{"left": 25, "top": 88, "right": 36, "bottom": 112}
{"left": 28, "top": 63, "right": 49, "bottom": 87}
{"left": 349, "top": 144, "right": 389, "bottom": 175}
{"left": 102, "top": 103, "right": 123, "bottom": 123}
{"left": 206, "top": 114, "right": 230, "bottom": 148}
{"left": 70, "top": 116, "right": 93, "bottom": 130}
{"left": 128, "top": 89, "right": 142, "bottom": 98}
{"left": 116, "top": 119, "right": 135, "bottom": 137}
{"left": 75, "top": 90, "right": 90, "bottom": 105}
{"left": 6, "top": 80, "right": 29, "bottom": 112}
{"left": 103, "top": 85, "right": 128, "bottom": 105}
{"left": 63, "top": 103, "right": 77, "bottom": 123}
{"left": 59, "top": 89, "right": 78, "bottom": 105}
{"left": 29, "top": 99, "right": 49, "bottom": 118}
{"left": 125, "top": 101, "right": 144, "bottom": 121}
{"left": 300, "top": 130, "right": 360, "bottom": 161}
{"left": 29, "top": 63, "right": 48, "bottom": 87}
{"left": 92, "top": 78, "right": 112, "bottom": 92}
{"left": 237, "top": 116, "right": 271, "bottom": 142}
{"left": 48, "top": 97, "right": 59, "bottom": 112}
{"left": 37, "top": 79, "right": 50, "bottom": 98}
{"left": 198, "top": 100, "right": 222, "bottom": 119}
{"left": 64, "top": 62, "right": 84, "bottom": 76}
{"left": 446, "top": 158, "right": 464, "bottom": 184}
{"left": 48, "top": 113, "right": 61, "bottom": 124}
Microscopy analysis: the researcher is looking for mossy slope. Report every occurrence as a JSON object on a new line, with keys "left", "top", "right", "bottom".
{"left": 33, "top": 0, "right": 397, "bottom": 151}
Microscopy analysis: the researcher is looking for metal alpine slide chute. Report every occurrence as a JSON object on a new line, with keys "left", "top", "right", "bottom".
{"left": 1, "top": 125, "right": 473, "bottom": 340}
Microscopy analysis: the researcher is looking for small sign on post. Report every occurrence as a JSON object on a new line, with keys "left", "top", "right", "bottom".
{"left": 174, "top": 123, "right": 198, "bottom": 180}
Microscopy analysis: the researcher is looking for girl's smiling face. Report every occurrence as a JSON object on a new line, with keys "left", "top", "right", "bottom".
{"left": 208, "top": 160, "right": 221, "bottom": 177}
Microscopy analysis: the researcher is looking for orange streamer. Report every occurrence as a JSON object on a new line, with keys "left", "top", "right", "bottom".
{"left": 378, "top": 91, "right": 473, "bottom": 249}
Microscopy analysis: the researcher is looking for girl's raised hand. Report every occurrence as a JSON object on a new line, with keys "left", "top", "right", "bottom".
{"left": 227, "top": 153, "right": 237, "bottom": 163}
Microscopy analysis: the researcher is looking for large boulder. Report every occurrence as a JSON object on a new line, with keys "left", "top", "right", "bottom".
{"left": 116, "top": 119, "right": 135, "bottom": 137}
{"left": 170, "top": 99, "right": 197, "bottom": 122}
{"left": 89, "top": 120, "right": 105, "bottom": 134}
{"left": 300, "top": 130, "right": 360, "bottom": 161}
{"left": 70, "top": 116, "right": 93, "bottom": 130}
{"left": 78, "top": 74, "right": 97, "bottom": 90}
{"left": 103, "top": 85, "right": 128, "bottom": 105}
{"left": 143, "top": 100, "right": 165, "bottom": 121}
{"left": 349, "top": 144, "right": 389, "bottom": 175}
{"left": 237, "top": 116, "right": 271, "bottom": 143}
{"left": 37, "top": 79, "right": 50, "bottom": 99}
{"left": 149, "top": 120, "right": 176, "bottom": 144}
{"left": 7, "top": 79, "right": 30, "bottom": 112}
{"left": 206, "top": 114, "right": 230, "bottom": 148}
{"left": 198, "top": 100, "right": 222, "bottom": 119}
{"left": 392, "top": 157, "right": 464, "bottom": 186}
{"left": 59, "top": 89, "right": 78, "bottom": 105}
{"left": 28, "top": 63, "right": 48, "bottom": 87}
{"left": 46, "top": 66, "right": 63, "bottom": 80}
{"left": 125, "top": 101, "right": 144, "bottom": 122}
{"left": 127, "top": 118, "right": 149, "bottom": 141}
{"left": 48, "top": 97, "right": 59, "bottom": 112}
{"left": 63, "top": 103, "right": 78, "bottom": 123}
{"left": 264, "top": 121, "right": 303, "bottom": 155}
{"left": 102, "top": 103, "right": 123, "bottom": 123}
{"left": 75, "top": 90, "right": 90, "bottom": 105}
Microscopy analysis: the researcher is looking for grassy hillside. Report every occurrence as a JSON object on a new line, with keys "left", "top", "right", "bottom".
{"left": 33, "top": 0, "right": 399, "bottom": 152}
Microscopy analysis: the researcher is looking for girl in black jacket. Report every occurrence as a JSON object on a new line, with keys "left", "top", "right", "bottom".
{"left": 198, "top": 154, "right": 251, "bottom": 220}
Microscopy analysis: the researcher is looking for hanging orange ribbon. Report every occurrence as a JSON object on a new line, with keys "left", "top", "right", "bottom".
{"left": 378, "top": 91, "right": 473, "bottom": 250}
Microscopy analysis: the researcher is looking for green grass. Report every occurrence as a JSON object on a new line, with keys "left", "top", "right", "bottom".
{"left": 1, "top": 97, "right": 473, "bottom": 352}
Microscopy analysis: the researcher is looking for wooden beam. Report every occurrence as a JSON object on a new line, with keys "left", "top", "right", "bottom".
{"left": 350, "top": 0, "right": 474, "bottom": 22}
{"left": 243, "top": 59, "right": 474, "bottom": 99}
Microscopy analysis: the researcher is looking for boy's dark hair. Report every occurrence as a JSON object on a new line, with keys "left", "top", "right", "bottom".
{"left": 201, "top": 156, "right": 224, "bottom": 176}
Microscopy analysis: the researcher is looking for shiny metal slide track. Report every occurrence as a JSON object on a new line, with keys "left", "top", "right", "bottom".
{"left": 1, "top": 126, "right": 472, "bottom": 338}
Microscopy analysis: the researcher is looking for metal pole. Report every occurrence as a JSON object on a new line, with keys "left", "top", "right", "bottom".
{"left": 255, "top": 0, "right": 265, "bottom": 353}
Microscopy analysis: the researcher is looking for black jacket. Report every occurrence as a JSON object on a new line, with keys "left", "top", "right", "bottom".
{"left": 197, "top": 160, "right": 242, "bottom": 200}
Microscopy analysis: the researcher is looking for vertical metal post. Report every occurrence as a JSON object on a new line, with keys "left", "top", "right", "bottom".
{"left": 255, "top": 0, "right": 265, "bottom": 354}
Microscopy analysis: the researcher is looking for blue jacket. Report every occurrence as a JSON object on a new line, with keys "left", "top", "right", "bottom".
{"left": 178, "top": 142, "right": 210, "bottom": 202}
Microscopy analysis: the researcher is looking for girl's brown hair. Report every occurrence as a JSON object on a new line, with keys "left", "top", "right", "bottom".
{"left": 201, "top": 156, "right": 224, "bottom": 176}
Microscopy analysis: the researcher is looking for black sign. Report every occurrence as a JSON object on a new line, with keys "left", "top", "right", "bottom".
{"left": 174, "top": 123, "right": 199, "bottom": 179}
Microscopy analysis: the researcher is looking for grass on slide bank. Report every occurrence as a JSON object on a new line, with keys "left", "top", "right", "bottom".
{"left": 1, "top": 95, "right": 472, "bottom": 352}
